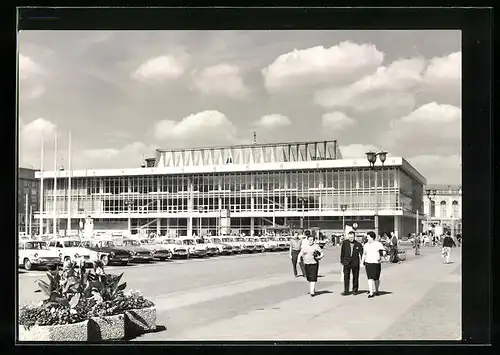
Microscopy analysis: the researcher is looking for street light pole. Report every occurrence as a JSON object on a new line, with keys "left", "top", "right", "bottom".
{"left": 25, "top": 193, "right": 29, "bottom": 234}
{"left": 125, "top": 200, "right": 133, "bottom": 235}
{"left": 425, "top": 189, "right": 437, "bottom": 234}
{"left": 340, "top": 204, "right": 347, "bottom": 234}
{"left": 366, "top": 151, "right": 387, "bottom": 238}
{"left": 299, "top": 198, "right": 305, "bottom": 230}
{"left": 198, "top": 207, "right": 203, "bottom": 236}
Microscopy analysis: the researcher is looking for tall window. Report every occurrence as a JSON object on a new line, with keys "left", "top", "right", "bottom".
{"left": 430, "top": 200, "right": 436, "bottom": 217}
{"left": 452, "top": 200, "right": 459, "bottom": 218}
{"left": 440, "top": 201, "right": 447, "bottom": 218}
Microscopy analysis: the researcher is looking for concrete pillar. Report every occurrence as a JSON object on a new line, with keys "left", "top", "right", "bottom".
{"left": 156, "top": 218, "right": 160, "bottom": 235}
{"left": 284, "top": 196, "right": 288, "bottom": 211}
{"left": 250, "top": 217, "right": 255, "bottom": 236}
{"left": 187, "top": 217, "right": 193, "bottom": 238}
{"left": 394, "top": 215, "right": 401, "bottom": 238}
{"left": 218, "top": 197, "right": 222, "bottom": 211}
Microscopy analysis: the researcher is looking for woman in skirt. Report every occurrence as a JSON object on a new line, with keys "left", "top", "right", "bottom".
{"left": 298, "top": 232, "right": 324, "bottom": 297}
{"left": 361, "top": 231, "right": 386, "bottom": 298}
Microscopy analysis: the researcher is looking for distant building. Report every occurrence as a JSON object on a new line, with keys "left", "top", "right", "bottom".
{"left": 18, "top": 168, "right": 40, "bottom": 235}
{"left": 423, "top": 184, "right": 462, "bottom": 235}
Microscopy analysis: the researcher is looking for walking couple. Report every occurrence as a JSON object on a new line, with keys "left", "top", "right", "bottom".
{"left": 341, "top": 231, "right": 386, "bottom": 298}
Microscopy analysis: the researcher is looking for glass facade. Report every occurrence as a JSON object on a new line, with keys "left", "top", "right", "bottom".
{"left": 41, "top": 167, "right": 409, "bottom": 215}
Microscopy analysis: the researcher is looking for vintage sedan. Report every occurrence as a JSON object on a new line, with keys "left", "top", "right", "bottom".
{"left": 208, "top": 237, "right": 233, "bottom": 255}
{"left": 181, "top": 238, "right": 208, "bottom": 258}
{"left": 79, "top": 239, "right": 131, "bottom": 266}
{"left": 19, "top": 240, "right": 61, "bottom": 270}
{"left": 259, "top": 237, "right": 279, "bottom": 252}
{"left": 276, "top": 237, "right": 290, "bottom": 251}
{"left": 114, "top": 239, "right": 154, "bottom": 262}
{"left": 159, "top": 238, "right": 190, "bottom": 259}
{"left": 138, "top": 239, "right": 173, "bottom": 261}
{"left": 196, "top": 238, "right": 219, "bottom": 256}
{"left": 245, "top": 237, "right": 264, "bottom": 253}
{"left": 221, "top": 237, "right": 242, "bottom": 254}
{"left": 47, "top": 238, "right": 94, "bottom": 266}
{"left": 235, "top": 236, "right": 255, "bottom": 253}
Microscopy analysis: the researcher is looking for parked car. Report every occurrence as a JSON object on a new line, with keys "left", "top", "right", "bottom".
{"left": 138, "top": 238, "right": 173, "bottom": 261}
{"left": 221, "top": 237, "right": 242, "bottom": 253}
{"left": 276, "top": 237, "right": 290, "bottom": 251}
{"left": 235, "top": 236, "right": 255, "bottom": 253}
{"left": 19, "top": 239, "right": 61, "bottom": 270}
{"left": 80, "top": 239, "right": 131, "bottom": 266}
{"left": 159, "top": 238, "right": 189, "bottom": 259}
{"left": 114, "top": 239, "right": 154, "bottom": 262}
{"left": 181, "top": 238, "right": 208, "bottom": 258}
{"left": 208, "top": 237, "right": 233, "bottom": 255}
{"left": 259, "top": 237, "right": 279, "bottom": 251}
{"left": 46, "top": 238, "right": 94, "bottom": 266}
{"left": 245, "top": 237, "right": 264, "bottom": 253}
{"left": 196, "top": 238, "right": 219, "bottom": 256}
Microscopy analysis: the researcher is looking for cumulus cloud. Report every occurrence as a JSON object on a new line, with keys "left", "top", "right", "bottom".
{"left": 253, "top": 114, "right": 291, "bottom": 129}
{"left": 192, "top": 64, "right": 248, "bottom": 99}
{"left": 340, "top": 144, "right": 381, "bottom": 159}
{"left": 262, "top": 41, "right": 384, "bottom": 93}
{"left": 78, "top": 142, "right": 159, "bottom": 169}
{"left": 314, "top": 57, "right": 426, "bottom": 117}
{"left": 406, "top": 154, "right": 461, "bottom": 184}
{"left": 386, "top": 102, "right": 461, "bottom": 156}
{"left": 132, "top": 55, "right": 187, "bottom": 82}
{"left": 19, "top": 54, "right": 42, "bottom": 80}
{"left": 19, "top": 118, "right": 58, "bottom": 168}
{"left": 153, "top": 110, "right": 238, "bottom": 147}
{"left": 420, "top": 51, "right": 461, "bottom": 106}
{"left": 322, "top": 111, "right": 355, "bottom": 131}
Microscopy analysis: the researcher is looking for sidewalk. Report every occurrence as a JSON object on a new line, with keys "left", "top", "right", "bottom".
{"left": 164, "top": 248, "right": 461, "bottom": 341}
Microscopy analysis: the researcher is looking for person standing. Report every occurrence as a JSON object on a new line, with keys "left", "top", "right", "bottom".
{"left": 289, "top": 232, "right": 306, "bottom": 278}
{"left": 298, "top": 234, "right": 324, "bottom": 296}
{"left": 361, "top": 231, "right": 386, "bottom": 298}
{"left": 340, "top": 231, "right": 363, "bottom": 296}
{"left": 413, "top": 233, "right": 421, "bottom": 255}
{"left": 442, "top": 232, "right": 457, "bottom": 264}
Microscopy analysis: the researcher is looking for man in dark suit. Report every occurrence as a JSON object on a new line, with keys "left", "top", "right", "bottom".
{"left": 340, "top": 231, "right": 364, "bottom": 296}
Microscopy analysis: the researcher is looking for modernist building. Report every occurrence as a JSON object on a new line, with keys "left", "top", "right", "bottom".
{"left": 423, "top": 184, "right": 462, "bottom": 235}
{"left": 18, "top": 168, "right": 40, "bottom": 234}
{"left": 34, "top": 140, "right": 426, "bottom": 238}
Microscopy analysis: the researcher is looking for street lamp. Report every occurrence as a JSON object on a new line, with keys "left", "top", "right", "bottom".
{"left": 425, "top": 189, "right": 437, "bottom": 234}
{"left": 366, "top": 150, "right": 388, "bottom": 238}
{"left": 125, "top": 200, "right": 134, "bottom": 235}
{"left": 298, "top": 197, "right": 307, "bottom": 230}
{"left": 340, "top": 204, "right": 347, "bottom": 234}
{"left": 198, "top": 206, "right": 204, "bottom": 237}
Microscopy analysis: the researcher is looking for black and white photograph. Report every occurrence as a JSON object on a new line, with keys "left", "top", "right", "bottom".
{"left": 16, "top": 10, "right": 468, "bottom": 342}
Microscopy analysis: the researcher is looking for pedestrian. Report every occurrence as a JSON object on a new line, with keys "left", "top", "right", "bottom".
{"left": 389, "top": 232, "right": 399, "bottom": 263}
{"left": 413, "top": 233, "right": 421, "bottom": 255}
{"left": 361, "top": 231, "right": 386, "bottom": 298}
{"left": 297, "top": 233, "right": 324, "bottom": 297}
{"left": 289, "top": 232, "right": 306, "bottom": 278}
{"left": 339, "top": 231, "right": 363, "bottom": 296}
{"left": 442, "top": 232, "right": 457, "bottom": 264}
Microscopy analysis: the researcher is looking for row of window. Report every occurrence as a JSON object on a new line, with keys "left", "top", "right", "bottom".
{"left": 429, "top": 200, "right": 460, "bottom": 218}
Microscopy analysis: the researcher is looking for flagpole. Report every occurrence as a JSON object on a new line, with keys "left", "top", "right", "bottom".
{"left": 67, "top": 131, "right": 72, "bottom": 233}
{"left": 53, "top": 133, "right": 57, "bottom": 237}
{"left": 39, "top": 132, "right": 44, "bottom": 235}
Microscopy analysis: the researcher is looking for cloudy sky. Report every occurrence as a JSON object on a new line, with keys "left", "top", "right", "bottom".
{"left": 18, "top": 30, "right": 461, "bottom": 184}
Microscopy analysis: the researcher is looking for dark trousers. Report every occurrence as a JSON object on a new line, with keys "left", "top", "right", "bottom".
{"left": 343, "top": 264, "right": 360, "bottom": 292}
{"left": 291, "top": 250, "right": 305, "bottom": 276}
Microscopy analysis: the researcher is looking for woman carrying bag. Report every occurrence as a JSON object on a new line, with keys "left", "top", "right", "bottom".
{"left": 298, "top": 232, "right": 324, "bottom": 297}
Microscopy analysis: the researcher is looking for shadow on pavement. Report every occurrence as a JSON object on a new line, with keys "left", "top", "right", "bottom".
{"left": 355, "top": 290, "right": 369, "bottom": 295}
{"left": 376, "top": 291, "right": 393, "bottom": 296}
{"left": 314, "top": 290, "right": 333, "bottom": 296}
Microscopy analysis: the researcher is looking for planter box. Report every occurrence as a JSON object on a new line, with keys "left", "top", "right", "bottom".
{"left": 124, "top": 306, "right": 157, "bottom": 337}
{"left": 19, "top": 320, "right": 89, "bottom": 342}
{"left": 88, "top": 314, "right": 125, "bottom": 341}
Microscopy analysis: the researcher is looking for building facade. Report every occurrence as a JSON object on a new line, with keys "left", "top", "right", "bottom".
{"left": 423, "top": 184, "right": 462, "bottom": 235}
{"left": 18, "top": 168, "right": 40, "bottom": 234}
{"left": 34, "top": 140, "right": 426, "bottom": 238}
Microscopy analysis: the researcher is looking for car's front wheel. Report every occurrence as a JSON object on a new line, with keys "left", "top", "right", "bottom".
{"left": 24, "top": 258, "right": 32, "bottom": 271}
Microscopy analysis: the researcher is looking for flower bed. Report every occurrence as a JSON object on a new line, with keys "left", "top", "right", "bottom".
{"left": 18, "top": 261, "right": 157, "bottom": 342}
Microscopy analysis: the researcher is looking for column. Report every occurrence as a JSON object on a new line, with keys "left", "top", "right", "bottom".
{"left": 187, "top": 217, "right": 193, "bottom": 238}
{"left": 250, "top": 217, "right": 255, "bottom": 236}
{"left": 394, "top": 215, "right": 401, "bottom": 238}
{"left": 156, "top": 218, "right": 160, "bottom": 235}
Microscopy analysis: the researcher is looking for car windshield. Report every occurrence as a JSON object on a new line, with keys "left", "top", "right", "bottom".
{"left": 100, "top": 240, "right": 115, "bottom": 248}
{"left": 25, "top": 241, "right": 48, "bottom": 250}
{"left": 167, "top": 239, "right": 182, "bottom": 245}
{"left": 278, "top": 238, "right": 286, "bottom": 241}
{"left": 63, "top": 240, "right": 81, "bottom": 247}
{"left": 235, "top": 238, "right": 245, "bottom": 242}
{"left": 195, "top": 239, "right": 204, "bottom": 244}
{"left": 123, "top": 240, "right": 140, "bottom": 246}
{"left": 80, "top": 241, "right": 92, "bottom": 248}
{"left": 183, "top": 240, "right": 194, "bottom": 245}
{"left": 141, "top": 239, "right": 152, "bottom": 245}
{"left": 260, "top": 238, "right": 268, "bottom": 242}
{"left": 212, "top": 238, "right": 221, "bottom": 243}
{"left": 268, "top": 237, "right": 276, "bottom": 241}
{"left": 222, "top": 238, "right": 232, "bottom": 243}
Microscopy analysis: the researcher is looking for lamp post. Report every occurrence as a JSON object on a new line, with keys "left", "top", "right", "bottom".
{"left": 298, "top": 197, "right": 306, "bottom": 230}
{"left": 425, "top": 189, "right": 437, "bottom": 234}
{"left": 365, "top": 150, "right": 388, "bottom": 238}
{"left": 415, "top": 209, "right": 419, "bottom": 235}
{"left": 125, "top": 200, "right": 134, "bottom": 235}
{"left": 340, "top": 204, "right": 347, "bottom": 234}
{"left": 198, "top": 206, "right": 204, "bottom": 237}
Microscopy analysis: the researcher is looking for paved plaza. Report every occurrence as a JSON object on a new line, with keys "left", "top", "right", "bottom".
{"left": 18, "top": 245, "right": 461, "bottom": 341}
